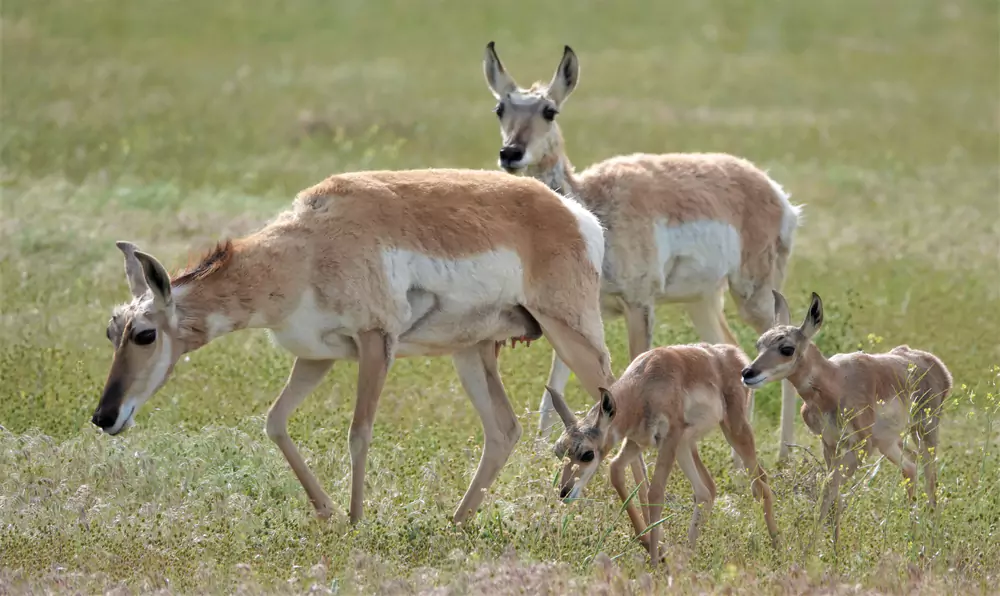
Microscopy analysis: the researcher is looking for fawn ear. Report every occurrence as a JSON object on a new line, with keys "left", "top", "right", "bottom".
{"left": 546, "top": 45, "right": 579, "bottom": 106}
{"left": 801, "top": 292, "right": 824, "bottom": 339}
{"left": 546, "top": 385, "right": 577, "bottom": 429}
{"left": 772, "top": 290, "right": 791, "bottom": 327}
{"left": 484, "top": 41, "right": 518, "bottom": 99}
{"left": 599, "top": 387, "right": 616, "bottom": 421}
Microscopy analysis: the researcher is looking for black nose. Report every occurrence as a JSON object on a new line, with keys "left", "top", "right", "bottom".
{"left": 499, "top": 146, "right": 524, "bottom": 167}
{"left": 91, "top": 409, "right": 117, "bottom": 429}
{"left": 741, "top": 367, "right": 756, "bottom": 380}
{"left": 559, "top": 485, "right": 571, "bottom": 499}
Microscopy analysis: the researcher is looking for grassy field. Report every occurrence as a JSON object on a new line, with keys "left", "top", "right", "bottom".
{"left": 2, "top": 0, "right": 998, "bottom": 593}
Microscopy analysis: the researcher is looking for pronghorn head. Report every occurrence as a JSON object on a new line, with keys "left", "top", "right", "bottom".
{"left": 548, "top": 385, "right": 615, "bottom": 502}
{"left": 92, "top": 242, "right": 184, "bottom": 435}
{"left": 743, "top": 290, "right": 824, "bottom": 389}
{"left": 482, "top": 42, "right": 578, "bottom": 173}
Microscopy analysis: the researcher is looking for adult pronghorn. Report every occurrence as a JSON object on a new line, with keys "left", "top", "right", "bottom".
{"left": 92, "top": 168, "right": 617, "bottom": 524}
{"left": 483, "top": 42, "right": 803, "bottom": 461}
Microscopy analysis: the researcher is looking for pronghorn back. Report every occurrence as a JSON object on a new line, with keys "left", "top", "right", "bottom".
{"left": 256, "top": 169, "right": 608, "bottom": 346}
{"left": 830, "top": 345, "right": 953, "bottom": 410}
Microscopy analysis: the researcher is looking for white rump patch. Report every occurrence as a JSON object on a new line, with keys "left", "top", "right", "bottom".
{"left": 765, "top": 174, "right": 803, "bottom": 247}
{"left": 556, "top": 197, "right": 605, "bottom": 274}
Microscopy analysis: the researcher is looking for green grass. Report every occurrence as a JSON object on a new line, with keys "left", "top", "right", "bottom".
{"left": 2, "top": 0, "right": 999, "bottom": 593}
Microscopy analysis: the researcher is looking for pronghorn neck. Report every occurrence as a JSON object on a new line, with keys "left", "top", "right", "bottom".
{"left": 786, "top": 343, "right": 836, "bottom": 404}
{"left": 525, "top": 126, "right": 582, "bottom": 201}
{"left": 527, "top": 152, "right": 579, "bottom": 198}
{"left": 168, "top": 241, "right": 281, "bottom": 352}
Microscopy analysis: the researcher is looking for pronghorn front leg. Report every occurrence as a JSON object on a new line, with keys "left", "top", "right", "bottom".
{"left": 348, "top": 329, "right": 393, "bottom": 524}
{"left": 622, "top": 301, "right": 654, "bottom": 362}
{"left": 266, "top": 358, "right": 336, "bottom": 518}
{"left": 608, "top": 439, "right": 649, "bottom": 549}
{"left": 453, "top": 340, "right": 522, "bottom": 523}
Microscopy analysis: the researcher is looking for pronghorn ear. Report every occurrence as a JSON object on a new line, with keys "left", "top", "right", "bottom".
{"left": 134, "top": 251, "right": 173, "bottom": 310}
{"left": 599, "top": 387, "right": 616, "bottom": 421}
{"left": 546, "top": 45, "right": 579, "bottom": 106}
{"left": 484, "top": 41, "right": 517, "bottom": 99}
{"left": 546, "top": 385, "right": 578, "bottom": 430}
{"left": 801, "top": 292, "right": 824, "bottom": 339}
{"left": 772, "top": 290, "right": 791, "bottom": 327}
{"left": 116, "top": 241, "right": 148, "bottom": 298}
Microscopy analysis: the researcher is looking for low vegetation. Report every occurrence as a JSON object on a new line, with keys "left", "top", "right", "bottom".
{"left": 2, "top": 0, "right": 997, "bottom": 593}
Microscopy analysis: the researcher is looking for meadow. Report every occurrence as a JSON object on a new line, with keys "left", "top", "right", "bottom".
{"left": 2, "top": 0, "right": 998, "bottom": 593}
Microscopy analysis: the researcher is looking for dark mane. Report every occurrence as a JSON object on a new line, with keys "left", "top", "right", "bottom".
{"left": 172, "top": 239, "right": 235, "bottom": 286}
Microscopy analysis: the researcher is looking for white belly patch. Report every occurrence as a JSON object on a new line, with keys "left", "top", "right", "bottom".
{"left": 654, "top": 219, "right": 741, "bottom": 301}
{"left": 269, "top": 250, "right": 534, "bottom": 360}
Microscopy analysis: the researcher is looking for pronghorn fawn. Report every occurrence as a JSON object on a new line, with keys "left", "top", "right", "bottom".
{"left": 92, "top": 168, "right": 619, "bottom": 524}
{"left": 482, "top": 42, "right": 803, "bottom": 461}
{"left": 742, "top": 291, "right": 952, "bottom": 536}
{"left": 548, "top": 344, "right": 779, "bottom": 564}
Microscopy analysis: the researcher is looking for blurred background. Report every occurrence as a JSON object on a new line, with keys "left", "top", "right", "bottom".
{"left": 1, "top": 1, "right": 998, "bottom": 591}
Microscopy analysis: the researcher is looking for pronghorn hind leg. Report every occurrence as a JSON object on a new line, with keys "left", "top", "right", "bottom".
{"left": 348, "top": 330, "right": 393, "bottom": 524}
{"left": 265, "top": 358, "right": 336, "bottom": 518}
{"left": 453, "top": 341, "right": 522, "bottom": 523}
{"left": 685, "top": 285, "right": 738, "bottom": 346}
{"left": 646, "top": 433, "right": 682, "bottom": 564}
{"left": 676, "top": 444, "right": 715, "bottom": 549}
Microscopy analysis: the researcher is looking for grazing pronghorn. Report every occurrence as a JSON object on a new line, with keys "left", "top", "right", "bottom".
{"left": 482, "top": 42, "right": 803, "bottom": 461}
{"left": 742, "top": 291, "right": 952, "bottom": 534}
{"left": 92, "top": 168, "right": 619, "bottom": 524}
{"left": 549, "top": 344, "right": 779, "bottom": 564}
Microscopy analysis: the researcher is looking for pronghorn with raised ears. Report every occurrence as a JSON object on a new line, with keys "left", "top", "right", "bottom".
{"left": 482, "top": 42, "right": 803, "bottom": 461}
{"left": 548, "top": 343, "right": 779, "bottom": 564}
{"left": 91, "top": 168, "right": 619, "bottom": 524}
{"left": 742, "top": 291, "right": 952, "bottom": 534}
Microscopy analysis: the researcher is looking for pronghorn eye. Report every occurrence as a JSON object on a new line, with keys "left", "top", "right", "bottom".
{"left": 133, "top": 329, "right": 157, "bottom": 345}
{"left": 542, "top": 106, "right": 558, "bottom": 121}
{"left": 494, "top": 103, "right": 505, "bottom": 119}
{"left": 580, "top": 450, "right": 595, "bottom": 463}
{"left": 779, "top": 345, "right": 795, "bottom": 357}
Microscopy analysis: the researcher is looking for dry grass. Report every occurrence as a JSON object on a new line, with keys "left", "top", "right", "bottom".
{"left": 2, "top": 0, "right": 998, "bottom": 593}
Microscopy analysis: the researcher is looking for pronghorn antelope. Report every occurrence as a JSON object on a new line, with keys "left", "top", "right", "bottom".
{"left": 549, "top": 344, "right": 779, "bottom": 564}
{"left": 91, "top": 168, "right": 619, "bottom": 524}
{"left": 742, "top": 291, "right": 952, "bottom": 534}
{"left": 482, "top": 42, "right": 803, "bottom": 461}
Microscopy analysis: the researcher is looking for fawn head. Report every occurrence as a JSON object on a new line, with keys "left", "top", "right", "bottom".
{"left": 482, "top": 42, "right": 578, "bottom": 173}
{"left": 548, "top": 385, "right": 616, "bottom": 502}
{"left": 743, "top": 290, "right": 824, "bottom": 388}
{"left": 92, "top": 242, "right": 183, "bottom": 435}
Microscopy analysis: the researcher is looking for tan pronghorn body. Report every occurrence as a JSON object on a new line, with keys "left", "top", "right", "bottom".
{"left": 92, "top": 168, "right": 617, "bottom": 524}
{"left": 743, "top": 291, "right": 952, "bottom": 535}
{"left": 482, "top": 43, "right": 803, "bottom": 460}
{"left": 549, "top": 343, "right": 778, "bottom": 564}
